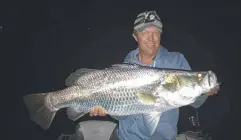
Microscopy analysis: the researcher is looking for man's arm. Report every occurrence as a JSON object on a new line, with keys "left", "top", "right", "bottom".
{"left": 179, "top": 54, "right": 208, "bottom": 108}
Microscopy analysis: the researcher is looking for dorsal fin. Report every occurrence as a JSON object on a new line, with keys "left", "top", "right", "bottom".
{"left": 65, "top": 68, "right": 96, "bottom": 86}
{"left": 111, "top": 63, "right": 141, "bottom": 68}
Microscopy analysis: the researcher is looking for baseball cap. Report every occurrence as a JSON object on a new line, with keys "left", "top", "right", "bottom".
{"left": 133, "top": 10, "right": 163, "bottom": 33}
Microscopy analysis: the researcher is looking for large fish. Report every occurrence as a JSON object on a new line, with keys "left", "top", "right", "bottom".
{"left": 23, "top": 63, "right": 220, "bottom": 134}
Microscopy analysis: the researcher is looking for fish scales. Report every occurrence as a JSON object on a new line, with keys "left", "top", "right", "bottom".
{"left": 76, "top": 66, "right": 159, "bottom": 89}
{"left": 92, "top": 88, "right": 156, "bottom": 115}
{"left": 52, "top": 68, "right": 183, "bottom": 111}
{"left": 64, "top": 85, "right": 156, "bottom": 115}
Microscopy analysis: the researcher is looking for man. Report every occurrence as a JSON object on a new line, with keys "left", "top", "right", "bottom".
{"left": 81, "top": 10, "right": 218, "bottom": 140}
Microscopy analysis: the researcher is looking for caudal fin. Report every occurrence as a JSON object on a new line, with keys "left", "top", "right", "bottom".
{"left": 23, "top": 93, "right": 57, "bottom": 130}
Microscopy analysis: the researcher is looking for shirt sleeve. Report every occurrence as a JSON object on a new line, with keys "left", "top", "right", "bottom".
{"left": 123, "top": 51, "right": 133, "bottom": 63}
{"left": 179, "top": 53, "right": 208, "bottom": 108}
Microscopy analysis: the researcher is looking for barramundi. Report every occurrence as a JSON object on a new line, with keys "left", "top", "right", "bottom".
{"left": 23, "top": 63, "right": 220, "bottom": 134}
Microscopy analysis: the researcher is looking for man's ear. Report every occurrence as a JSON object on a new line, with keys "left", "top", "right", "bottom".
{"left": 132, "top": 33, "right": 138, "bottom": 42}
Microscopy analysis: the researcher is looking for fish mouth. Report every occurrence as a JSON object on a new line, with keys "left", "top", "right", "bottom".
{"left": 214, "top": 82, "right": 222, "bottom": 90}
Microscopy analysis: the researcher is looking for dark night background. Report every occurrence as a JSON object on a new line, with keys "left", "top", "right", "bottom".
{"left": 2, "top": 0, "right": 240, "bottom": 140}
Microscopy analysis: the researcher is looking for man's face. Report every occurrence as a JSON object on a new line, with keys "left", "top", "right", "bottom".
{"left": 133, "top": 26, "right": 161, "bottom": 56}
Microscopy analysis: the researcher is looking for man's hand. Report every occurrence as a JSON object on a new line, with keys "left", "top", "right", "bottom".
{"left": 89, "top": 106, "right": 107, "bottom": 116}
{"left": 207, "top": 86, "right": 219, "bottom": 96}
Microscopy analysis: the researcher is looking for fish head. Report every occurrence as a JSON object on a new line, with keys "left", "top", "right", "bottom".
{"left": 155, "top": 70, "right": 220, "bottom": 107}
{"left": 198, "top": 70, "right": 220, "bottom": 93}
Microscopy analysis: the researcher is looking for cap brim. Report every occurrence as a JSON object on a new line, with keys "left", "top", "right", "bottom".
{"left": 134, "top": 22, "right": 162, "bottom": 32}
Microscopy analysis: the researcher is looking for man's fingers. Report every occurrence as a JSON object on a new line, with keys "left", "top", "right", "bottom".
{"left": 97, "top": 106, "right": 102, "bottom": 116}
{"left": 98, "top": 106, "right": 106, "bottom": 116}
{"left": 100, "top": 107, "right": 106, "bottom": 116}
{"left": 89, "top": 106, "right": 106, "bottom": 116}
{"left": 96, "top": 106, "right": 101, "bottom": 116}
{"left": 208, "top": 88, "right": 219, "bottom": 96}
{"left": 89, "top": 108, "right": 94, "bottom": 116}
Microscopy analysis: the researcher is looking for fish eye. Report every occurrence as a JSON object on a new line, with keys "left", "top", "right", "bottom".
{"left": 197, "top": 73, "right": 202, "bottom": 81}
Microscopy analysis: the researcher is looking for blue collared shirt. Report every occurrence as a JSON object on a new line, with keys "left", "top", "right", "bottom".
{"left": 112, "top": 46, "right": 208, "bottom": 140}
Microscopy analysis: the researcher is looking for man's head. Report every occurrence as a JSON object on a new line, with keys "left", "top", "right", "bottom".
{"left": 133, "top": 11, "right": 163, "bottom": 56}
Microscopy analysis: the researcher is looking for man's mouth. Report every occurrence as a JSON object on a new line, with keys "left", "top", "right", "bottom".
{"left": 146, "top": 44, "right": 155, "bottom": 48}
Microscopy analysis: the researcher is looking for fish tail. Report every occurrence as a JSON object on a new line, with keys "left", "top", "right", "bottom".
{"left": 23, "top": 92, "right": 57, "bottom": 130}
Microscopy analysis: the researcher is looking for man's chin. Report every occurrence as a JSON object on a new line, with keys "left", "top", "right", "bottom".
{"left": 147, "top": 47, "right": 158, "bottom": 53}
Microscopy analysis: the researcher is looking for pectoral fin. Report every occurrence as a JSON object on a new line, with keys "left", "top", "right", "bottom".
{"left": 137, "top": 92, "right": 157, "bottom": 105}
{"left": 143, "top": 112, "right": 161, "bottom": 135}
{"left": 67, "top": 107, "right": 86, "bottom": 121}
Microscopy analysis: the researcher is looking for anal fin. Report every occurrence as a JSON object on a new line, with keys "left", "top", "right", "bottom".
{"left": 67, "top": 107, "right": 86, "bottom": 121}
{"left": 143, "top": 112, "right": 161, "bottom": 135}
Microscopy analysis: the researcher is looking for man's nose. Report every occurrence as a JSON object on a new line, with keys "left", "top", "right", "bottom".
{"left": 147, "top": 35, "right": 155, "bottom": 41}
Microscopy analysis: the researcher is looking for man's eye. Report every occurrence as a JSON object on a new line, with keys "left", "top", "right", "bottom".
{"left": 155, "top": 32, "right": 160, "bottom": 35}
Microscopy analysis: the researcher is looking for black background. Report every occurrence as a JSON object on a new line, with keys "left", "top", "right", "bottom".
{"left": 2, "top": 0, "right": 240, "bottom": 140}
